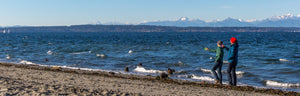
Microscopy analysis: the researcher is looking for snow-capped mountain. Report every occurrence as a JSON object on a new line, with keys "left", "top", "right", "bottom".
{"left": 139, "top": 14, "right": 300, "bottom": 27}
{"left": 140, "top": 17, "right": 206, "bottom": 27}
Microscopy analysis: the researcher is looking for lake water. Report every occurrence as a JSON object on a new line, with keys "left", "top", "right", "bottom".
{"left": 0, "top": 32, "right": 299, "bottom": 91}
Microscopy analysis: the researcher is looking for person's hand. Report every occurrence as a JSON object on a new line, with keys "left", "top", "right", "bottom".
{"left": 205, "top": 47, "right": 209, "bottom": 51}
{"left": 221, "top": 45, "right": 225, "bottom": 48}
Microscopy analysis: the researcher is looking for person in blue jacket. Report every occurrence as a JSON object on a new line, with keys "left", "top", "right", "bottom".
{"left": 224, "top": 37, "right": 239, "bottom": 86}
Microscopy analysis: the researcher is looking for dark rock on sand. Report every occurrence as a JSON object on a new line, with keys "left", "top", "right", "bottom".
{"left": 125, "top": 67, "right": 129, "bottom": 72}
{"left": 109, "top": 72, "right": 115, "bottom": 75}
{"left": 167, "top": 68, "right": 175, "bottom": 75}
{"left": 160, "top": 73, "right": 168, "bottom": 79}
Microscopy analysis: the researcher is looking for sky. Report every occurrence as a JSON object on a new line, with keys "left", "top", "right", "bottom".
{"left": 1, "top": 0, "right": 300, "bottom": 26}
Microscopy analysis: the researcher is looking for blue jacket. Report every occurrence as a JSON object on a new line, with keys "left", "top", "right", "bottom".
{"left": 225, "top": 43, "right": 239, "bottom": 63}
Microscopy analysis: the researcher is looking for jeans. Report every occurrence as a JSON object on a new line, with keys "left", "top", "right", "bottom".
{"left": 211, "top": 61, "right": 223, "bottom": 84}
{"left": 227, "top": 62, "right": 237, "bottom": 86}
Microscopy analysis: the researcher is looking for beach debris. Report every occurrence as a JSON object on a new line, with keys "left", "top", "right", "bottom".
{"left": 52, "top": 66, "right": 62, "bottom": 70}
{"left": 125, "top": 67, "right": 129, "bottom": 72}
{"left": 139, "top": 63, "right": 142, "bottom": 66}
{"left": 167, "top": 68, "right": 175, "bottom": 75}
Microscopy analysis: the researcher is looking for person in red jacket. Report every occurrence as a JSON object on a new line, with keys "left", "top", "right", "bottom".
{"left": 224, "top": 37, "right": 239, "bottom": 86}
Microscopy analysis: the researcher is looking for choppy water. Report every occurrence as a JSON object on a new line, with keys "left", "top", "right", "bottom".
{"left": 1, "top": 32, "right": 300, "bottom": 91}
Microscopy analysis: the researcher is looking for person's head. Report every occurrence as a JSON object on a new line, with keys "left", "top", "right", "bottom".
{"left": 230, "top": 37, "right": 237, "bottom": 44}
{"left": 217, "top": 40, "right": 223, "bottom": 47}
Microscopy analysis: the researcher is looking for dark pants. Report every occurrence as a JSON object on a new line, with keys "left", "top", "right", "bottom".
{"left": 211, "top": 61, "right": 223, "bottom": 84}
{"left": 227, "top": 62, "right": 237, "bottom": 86}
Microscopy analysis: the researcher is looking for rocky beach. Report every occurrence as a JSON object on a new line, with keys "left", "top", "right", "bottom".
{"left": 0, "top": 62, "right": 298, "bottom": 96}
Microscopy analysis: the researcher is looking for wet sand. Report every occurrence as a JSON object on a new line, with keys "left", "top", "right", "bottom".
{"left": 0, "top": 62, "right": 298, "bottom": 96}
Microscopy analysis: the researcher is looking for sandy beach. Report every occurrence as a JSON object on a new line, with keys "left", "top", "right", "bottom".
{"left": 0, "top": 62, "right": 298, "bottom": 96}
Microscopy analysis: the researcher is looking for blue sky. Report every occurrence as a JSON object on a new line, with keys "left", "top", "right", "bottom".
{"left": 0, "top": 0, "right": 300, "bottom": 26}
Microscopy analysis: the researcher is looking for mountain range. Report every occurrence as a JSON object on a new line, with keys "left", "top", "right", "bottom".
{"left": 139, "top": 14, "right": 300, "bottom": 27}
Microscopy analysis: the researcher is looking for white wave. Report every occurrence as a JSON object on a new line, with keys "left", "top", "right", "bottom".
{"left": 176, "top": 75, "right": 190, "bottom": 78}
{"left": 191, "top": 74, "right": 214, "bottom": 81}
{"left": 201, "top": 68, "right": 212, "bottom": 73}
{"left": 201, "top": 68, "right": 245, "bottom": 75}
{"left": 223, "top": 60, "right": 229, "bottom": 63}
{"left": 47, "top": 50, "right": 54, "bottom": 55}
{"left": 235, "top": 71, "right": 245, "bottom": 75}
{"left": 6, "top": 54, "right": 11, "bottom": 59}
{"left": 19, "top": 60, "right": 37, "bottom": 65}
{"left": 266, "top": 80, "right": 300, "bottom": 87}
{"left": 70, "top": 51, "right": 92, "bottom": 55}
{"left": 279, "top": 59, "right": 290, "bottom": 62}
{"left": 133, "top": 66, "right": 166, "bottom": 74}
{"left": 96, "top": 54, "right": 106, "bottom": 58}
{"left": 128, "top": 50, "right": 133, "bottom": 53}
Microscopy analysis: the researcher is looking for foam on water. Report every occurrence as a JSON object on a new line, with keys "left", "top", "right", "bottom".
{"left": 96, "top": 54, "right": 107, "bottom": 58}
{"left": 18, "top": 60, "right": 112, "bottom": 72}
{"left": 266, "top": 80, "right": 300, "bottom": 87}
{"left": 47, "top": 50, "right": 54, "bottom": 55}
{"left": 133, "top": 66, "right": 166, "bottom": 74}
{"left": 19, "top": 60, "right": 37, "bottom": 65}
{"left": 128, "top": 50, "right": 133, "bottom": 53}
{"left": 200, "top": 68, "right": 245, "bottom": 75}
{"left": 6, "top": 54, "right": 11, "bottom": 59}
{"left": 70, "top": 51, "right": 92, "bottom": 55}
{"left": 200, "top": 68, "right": 212, "bottom": 73}
{"left": 191, "top": 74, "right": 215, "bottom": 81}
{"left": 279, "top": 59, "right": 290, "bottom": 62}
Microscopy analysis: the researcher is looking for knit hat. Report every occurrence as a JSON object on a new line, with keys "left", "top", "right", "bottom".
{"left": 230, "top": 37, "right": 237, "bottom": 43}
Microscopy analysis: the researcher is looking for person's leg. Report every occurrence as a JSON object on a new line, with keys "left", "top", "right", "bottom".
{"left": 217, "top": 62, "right": 223, "bottom": 84}
{"left": 211, "top": 62, "right": 220, "bottom": 81}
{"left": 227, "top": 62, "right": 233, "bottom": 85}
{"left": 232, "top": 62, "right": 237, "bottom": 86}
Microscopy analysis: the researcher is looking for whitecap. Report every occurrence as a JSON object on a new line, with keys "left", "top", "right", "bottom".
{"left": 70, "top": 51, "right": 91, "bottom": 55}
{"left": 6, "top": 54, "right": 11, "bottom": 59}
{"left": 223, "top": 60, "right": 229, "bottom": 63}
{"left": 191, "top": 74, "right": 215, "bottom": 81}
{"left": 266, "top": 80, "right": 300, "bottom": 87}
{"left": 96, "top": 54, "right": 107, "bottom": 58}
{"left": 176, "top": 75, "right": 190, "bottom": 78}
{"left": 279, "top": 59, "right": 290, "bottom": 62}
{"left": 200, "top": 68, "right": 245, "bottom": 75}
{"left": 200, "top": 68, "right": 212, "bottom": 73}
{"left": 47, "top": 50, "right": 54, "bottom": 55}
{"left": 133, "top": 66, "right": 166, "bottom": 74}
{"left": 19, "top": 60, "right": 37, "bottom": 65}
{"left": 128, "top": 50, "right": 133, "bottom": 53}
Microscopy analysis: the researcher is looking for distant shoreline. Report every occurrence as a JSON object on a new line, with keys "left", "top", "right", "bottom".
{"left": 1, "top": 25, "right": 300, "bottom": 33}
{"left": 0, "top": 62, "right": 298, "bottom": 95}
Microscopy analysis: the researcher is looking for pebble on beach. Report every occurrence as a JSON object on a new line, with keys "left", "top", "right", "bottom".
{"left": 52, "top": 66, "right": 62, "bottom": 70}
